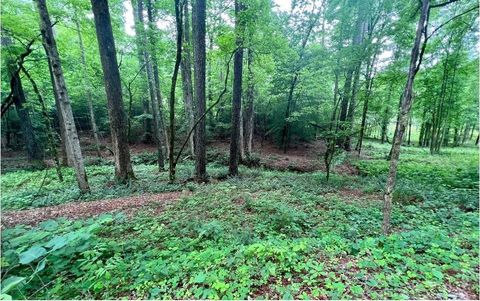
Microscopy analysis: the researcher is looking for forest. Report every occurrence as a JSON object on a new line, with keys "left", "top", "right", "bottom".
{"left": 0, "top": 0, "right": 479, "bottom": 299}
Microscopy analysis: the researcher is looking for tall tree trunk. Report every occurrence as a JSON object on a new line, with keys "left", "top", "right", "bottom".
{"left": 180, "top": 0, "right": 195, "bottom": 157}
{"left": 168, "top": 0, "right": 183, "bottom": 182}
{"left": 239, "top": 106, "right": 245, "bottom": 161}
{"left": 22, "top": 65, "right": 63, "bottom": 181}
{"left": 280, "top": 73, "right": 298, "bottom": 152}
{"left": 356, "top": 51, "right": 377, "bottom": 154}
{"left": 45, "top": 52, "right": 69, "bottom": 166}
{"left": 383, "top": 0, "right": 429, "bottom": 234}
{"left": 461, "top": 123, "right": 470, "bottom": 144}
{"left": 10, "top": 64, "right": 43, "bottom": 163}
{"left": 338, "top": 67, "right": 353, "bottom": 143}
{"left": 131, "top": 0, "right": 152, "bottom": 143}
{"left": 136, "top": 0, "right": 165, "bottom": 170}
{"left": 280, "top": 7, "right": 319, "bottom": 152}
{"left": 244, "top": 48, "right": 255, "bottom": 157}
{"left": 192, "top": 0, "right": 207, "bottom": 182}
{"left": 36, "top": 0, "right": 90, "bottom": 193}
{"left": 381, "top": 82, "right": 393, "bottom": 144}
{"left": 146, "top": 0, "right": 169, "bottom": 160}
{"left": 75, "top": 18, "right": 102, "bottom": 157}
{"left": 407, "top": 114, "right": 412, "bottom": 146}
{"left": 229, "top": 0, "right": 245, "bottom": 176}
{"left": 91, "top": 0, "right": 134, "bottom": 183}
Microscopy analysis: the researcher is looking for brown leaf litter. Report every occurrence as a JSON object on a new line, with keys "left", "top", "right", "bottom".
{"left": 1, "top": 191, "right": 182, "bottom": 228}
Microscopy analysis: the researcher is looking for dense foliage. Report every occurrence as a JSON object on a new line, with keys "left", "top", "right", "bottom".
{"left": 1, "top": 142, "right": 478, "bottom": 299}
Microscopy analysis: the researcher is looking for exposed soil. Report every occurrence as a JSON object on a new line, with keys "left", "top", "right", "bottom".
{"left": 209, "top": 139, "right": 359, "bottom": 175}
{"left": 2, "top": 134, "right": 359, "bottom": 175}
{"left": 1, "top": 191, "right": 182, "bottom": 228}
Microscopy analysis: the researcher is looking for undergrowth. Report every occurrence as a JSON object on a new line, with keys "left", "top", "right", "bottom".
{"left": 1, "top": 142, "right": 478, "bottom": 299}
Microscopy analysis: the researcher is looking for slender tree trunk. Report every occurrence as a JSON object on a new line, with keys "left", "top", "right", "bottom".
{"left": 244, "top": 48, "right": 255, "bottom": 157}
{"left": 91, "top": 0, "right": 134, "bottom": 183}
{"left": 356, "top": 52, "right": 377, "bottom": 154}
{"left": 21, "top": 66, "right": 63, "bottom": 181}
{"left": 381, "top": 83, "right": 393, "bottom": 144}
{"left": 10, "top": 66, "right": 43, "bottom": 163}
{"left": 131, "top": 0, "right": 152, "bottom": 143}
{"left": 280, "top": 73, "right": 298, "bottom": 152}
{"left": 180, "top": 0, "right": 195, "bottom": 157}
{"left": 36, "top": 0, "right": 90, "bottom": 193}
{"left": 239, "top": 107, "right": 245, "bottom": 161}
{"left": 280, "top": 9, "right": 319, "bottom": 152}
{"left": 229, "top": 0, "right": 245, "bottom": 176}
{"left": 338, "top": 68, "right": 353, "bottom": 145}
{"left": 75, "top": 18, "right": 102, "bottom": 157}
{"left": 136, "top": 0, "right": 165, "bottom": 170}
{"left": 192, "top": 0, "right": 207, "bottom": 182}
{"left": 146, "top": 0, "right": 169, "bottom": 160}
{"left": 407, "top": 114, "right": 412, "bottom": 146}
{"left": 168, "top": 0, "right": 183, "bottom": 182}
{"left": 383, "top": 0, "right": 429, "bottom": 234}
{"left": 45, "top": 52, "right": 69, "bottom": 166}
{"left": 461, "top": 123, "right": 470, "bottom": 144}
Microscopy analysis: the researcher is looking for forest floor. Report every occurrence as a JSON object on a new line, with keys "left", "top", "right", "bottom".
{"left": 1, "top": 140, "right": 478, "bottom": 300}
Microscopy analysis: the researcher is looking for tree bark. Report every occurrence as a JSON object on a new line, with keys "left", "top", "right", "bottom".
{"left": 75, "top": 18, "right": 102, "bottom": 157}
{"left": 45, "top": 51, "right": 70, "bottom": 166}
{"left": 21, "top": 65, "right": 63, "bottom": 181}
{"left": 180, "top": 0, "right": 195, "bottom": 157}
{"left": 168, "top": 0, "right": 183, "bottom": 182}
{"left": 356, "top": 51, "right": 377, "bottom": 154}
{"left": 244, "top": 48, "right": 255, "bottom": 157}
{"left": 10, "top": 64, "right": 43, "bottom": 163}
{"left": 91, "top": 0, "right": 134, "bottom": 183}
{"left": 229, "top": 0, "right": 245, "bottom": 176}
{"left": 131, "top": 0, "right": 152, "bottom": 143}
{"left": 36, "top": 0, "right": 90, "bottom": 193}
{"left": 383, "top": 0, "right": 429, "bottom": 234}
{"left": 192, "top": 0, "right": 207, "bottom": 182}
{"left": 146, "top": 0, "right": 169, "bottom": 161}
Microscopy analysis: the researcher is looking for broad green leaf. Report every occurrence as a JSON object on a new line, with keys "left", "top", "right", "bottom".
{"left": 45, "top": 235, "right": 68, "bottom": 251}
{"left": 19, "top": 246, "right": 47, "bottom": 264}
{"left": 1, "top": 276, "right": 25, "bottom": 294}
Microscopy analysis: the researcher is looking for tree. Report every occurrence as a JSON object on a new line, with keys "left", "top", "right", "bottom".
{"left": 381, "top": 0, "right": 477, "bottom": 233}
{"left": 180, "top": 0, "right": 195, "bottom": 158}
{"left": 36, "top": 0, "right": 90, "bottom": 193}
{"left": 91, "top": 0, "right": 135, "bottom": 183}
{"left": 168, "top": 0, "right": 183, "bottom": 182}
{"left": 9, "top": 61, "right": 43, "bottom": 164}
{"left": 75, "top": 17, "right": 102, "bottom": 158}
{"left": 243, "top": 47, "right": 255, "bottom": 158}
{"left": 192, "top": 0, "right": 207, "bottom": 182}
{"left": 229, "top": 0, "right": 245, "bottom": 176}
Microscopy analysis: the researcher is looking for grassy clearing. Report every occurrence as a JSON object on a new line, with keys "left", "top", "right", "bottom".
{"left": 1, "top": 142, "right": 478, "bottom": 299}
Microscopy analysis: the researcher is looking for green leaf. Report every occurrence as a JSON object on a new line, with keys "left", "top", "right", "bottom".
{"left": 45, "top": 235, "right": 68, "bottom": 251}
{"left": 193, "top": 272, "right": 207, "bottom": 283}
{"left": 332, "top": 282, "right": 345, "bottom": 293}
{"left": 39, "top": 220, "right": 59, "bottom": 231}
{"left": 19, "top": 246, "right": 47, "bottom": 264}
{"left": 0, "top": 293, "right": 12, "bottom": 300}
{"left": 350, "top": 285, "right": 364, "bottom": 296}
{"left": 34, "top": 259, "right": 47, "bottom": 274}
{"left": 282, "top": 291, "right": 293, "bottom": 300}
{"left": 1, "top": 276, "right": 25, "bottom": 294}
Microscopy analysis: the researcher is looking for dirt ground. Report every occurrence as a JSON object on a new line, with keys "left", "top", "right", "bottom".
{"left": 1, "top": 133, "right": 359, "bottom": 175}
{"left": 1, "top": 191, "right": 182, "bottom": 227}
